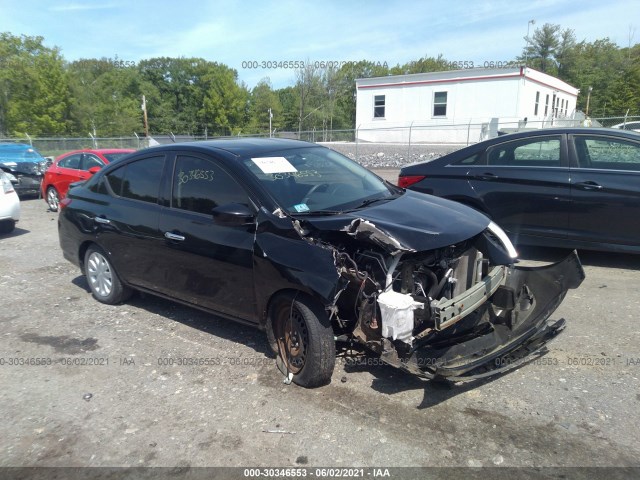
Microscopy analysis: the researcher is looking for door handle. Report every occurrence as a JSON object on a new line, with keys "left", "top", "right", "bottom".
{"left": 574, "top": 181, "right": 603, "bottom": 191}
{"left": 94, "top": 216, "right": 111, "bottom": 225}
{"left": 473, "top": 173, "right": 499, "bottom": 181}
{"left": 164, "top": 231, "right": 185, "bottom": 241}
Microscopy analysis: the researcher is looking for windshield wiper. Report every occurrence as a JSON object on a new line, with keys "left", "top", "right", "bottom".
{"left": 289, "top": 209, "right": 344, "bottom": 216}
{"left": 348, "top": 194, "right": 400, "bottom": 211}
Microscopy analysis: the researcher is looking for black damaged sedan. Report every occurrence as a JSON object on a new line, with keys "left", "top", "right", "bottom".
{"left": 58, "top": 139, "right": 584, "bottom": 387}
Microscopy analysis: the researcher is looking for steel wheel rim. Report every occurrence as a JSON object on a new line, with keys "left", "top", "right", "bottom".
{"left": 280, "top": 306, "right": 308, "bottom": 374}
{"left": 47, "top": 189, "right": 59, "bottom": 210}
{"left": 87, "top": 252, "right": 113, "bottom": 298}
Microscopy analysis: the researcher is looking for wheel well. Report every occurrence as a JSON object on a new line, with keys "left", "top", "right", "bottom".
{"left": 78, "top": 241, "right": 95, "bottom": 271}
{"left": 263, "top": 289, "right": 328, "bottom": 328}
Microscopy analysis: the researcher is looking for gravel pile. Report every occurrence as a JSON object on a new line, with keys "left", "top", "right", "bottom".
{"left": 322, "top": 142, "right": 464, "bottom": 168}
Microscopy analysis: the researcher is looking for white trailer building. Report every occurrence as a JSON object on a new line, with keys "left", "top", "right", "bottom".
{"left": 355, "top": 67, "right": 579, "bottom": 143}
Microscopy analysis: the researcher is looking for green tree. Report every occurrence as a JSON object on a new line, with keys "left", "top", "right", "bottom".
{"left": 522, "top": 23, "right": 561, "bottom": 73}
{"left": 0, "top": 33, "right": 71, "bottom": 136}
{"left": 247, "top": 78, "right": 282, "bottom": 134}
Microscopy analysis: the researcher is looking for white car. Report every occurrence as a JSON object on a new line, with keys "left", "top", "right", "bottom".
{"left": 0, "top": 170, "right": 20, "bottom": 234}
{"left": 610, "top": 121, "right": 640, "bottom": 133}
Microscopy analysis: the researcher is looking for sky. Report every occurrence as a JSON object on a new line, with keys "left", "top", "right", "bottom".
{"left": 0, "top": 0, "right": 638, "bottom": 89}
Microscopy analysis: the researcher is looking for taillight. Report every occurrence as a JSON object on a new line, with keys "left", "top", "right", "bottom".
{"left": 397, "top": 175, "right": 426, "bottom": 189}
{"left": 59, "top": 197, "right": 72, "bottom": 210}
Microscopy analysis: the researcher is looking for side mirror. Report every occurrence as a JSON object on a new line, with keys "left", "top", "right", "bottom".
{"left": 212, "top": 203, "right": 255, "bottom": 226}
{"left": 88, "top": 166, "right": 101, "bottom": 175}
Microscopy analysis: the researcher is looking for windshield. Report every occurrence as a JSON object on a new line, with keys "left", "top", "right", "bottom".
{"left": 243, "top": 146, "right": 397, "bottom": 214}
{"left": 0, "top": 146, "right": 45, "bottom": 163}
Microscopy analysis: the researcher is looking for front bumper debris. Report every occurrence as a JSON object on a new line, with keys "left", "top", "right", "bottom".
{"left": 382, "top": 250, "right": 585, "bottom": 381}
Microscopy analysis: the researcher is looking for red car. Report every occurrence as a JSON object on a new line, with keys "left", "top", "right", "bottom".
{"left": 42, "top": 149, "right": 135, "bottom": 211}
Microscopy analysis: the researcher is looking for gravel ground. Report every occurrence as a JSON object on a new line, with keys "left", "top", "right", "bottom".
{"left": 1, "top": 193, "right": 640, "bottom": 477}
{"left": 321, "top": 142, "right": 463, "bottom": 169}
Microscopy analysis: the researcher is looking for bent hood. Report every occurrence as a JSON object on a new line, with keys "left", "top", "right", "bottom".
{"left": 299, "top": 190, "right": 491, "bottom": 253}
{"left": 0, "top": 160, "right": 45, "bottom": 176}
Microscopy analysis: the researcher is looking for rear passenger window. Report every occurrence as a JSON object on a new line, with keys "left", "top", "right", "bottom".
{"left": 106, "top": 156, "right": 165, "bottom": 203}
{"left": 453, "top": 152, "right": 483, "bottom": 165}
{"left": 487, "top": 137, "right": 561, "bottom": 167}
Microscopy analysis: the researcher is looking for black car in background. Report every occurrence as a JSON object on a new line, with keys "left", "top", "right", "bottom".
{"left": 58, "top": 139, "right": 583, "bottom": 387}
{"left": 399, "top": 128, "right": 640, "bottom": 254}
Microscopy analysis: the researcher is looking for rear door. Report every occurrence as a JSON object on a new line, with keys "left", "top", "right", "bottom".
{"left": 569, "top": 134, "right": 640, "bottom": 247}
{"left": 466, "top": 134, "right": 571, "bottom": 241}
{"left": 96, "top": 154, "right": 167, "bottom": 290}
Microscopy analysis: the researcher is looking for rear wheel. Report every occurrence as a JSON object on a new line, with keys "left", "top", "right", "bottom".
{"left": 268, "top": 292, "right": 335, "bottom": 388}
{"left": 84, "top": 245, "right": 132, "bottom": 304}
{"left": 46, "top": 187, "right": 60, "bottom": 212}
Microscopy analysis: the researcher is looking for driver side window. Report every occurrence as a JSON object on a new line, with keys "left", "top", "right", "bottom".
{"left": 171, "top": 155, "right": 250, "bottom": 216}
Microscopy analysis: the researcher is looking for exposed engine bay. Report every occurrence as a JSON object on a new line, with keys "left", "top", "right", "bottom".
{"left": 295, "top": 216, "right": 585, "bottom": 381}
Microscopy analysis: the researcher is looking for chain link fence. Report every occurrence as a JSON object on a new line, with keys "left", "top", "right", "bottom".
{"left": 2, "top": 116, "right": 637, "bottom": 167}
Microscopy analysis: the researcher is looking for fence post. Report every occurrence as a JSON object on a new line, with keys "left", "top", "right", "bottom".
{"left": 355, "top": 124, "right": 360, "bottom": 163}
{"left": 408, "top": 121, "right": 414, "bottom": 162}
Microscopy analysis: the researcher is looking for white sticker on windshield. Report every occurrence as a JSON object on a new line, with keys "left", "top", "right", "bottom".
{"left": 252, "top": 157, "right": 297, "bottom": 174}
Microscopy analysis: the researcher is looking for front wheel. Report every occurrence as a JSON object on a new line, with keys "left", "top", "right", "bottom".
{"left": 46, "top": 187, "right": 60, "bottom": 212}
{"left": 84, "top": 245, "right": 132, "bottom": 304}
{"left": 268, "top": 292, "right": 335, "bottom": 388}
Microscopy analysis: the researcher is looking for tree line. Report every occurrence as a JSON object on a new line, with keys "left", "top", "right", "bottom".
{"left": 0, "top": 25, "right": 638, "bottom": 138}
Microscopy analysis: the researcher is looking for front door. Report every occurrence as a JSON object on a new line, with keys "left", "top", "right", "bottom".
{"left": 569, "top": 134, "right": 640, "bottom": 247}
{"left": 156, "top": 154, "right": 257, "bottom": 321}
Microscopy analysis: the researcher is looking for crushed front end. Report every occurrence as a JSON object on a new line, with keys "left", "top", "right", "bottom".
{"left": 311, "top": 219, "right": 585, "bottom": 381}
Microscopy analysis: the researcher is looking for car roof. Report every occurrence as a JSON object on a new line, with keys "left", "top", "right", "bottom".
{"left": 146, "top": 137, "right": 317, "bottom": 158}
{"left": 489, "top": 127, "right": 640, "bottom": 142}
{"left": 0, "top": 142, "right": 38, "bottom": 151}
{"left": 58, "top": 148, "right": 135, "bottom": 156}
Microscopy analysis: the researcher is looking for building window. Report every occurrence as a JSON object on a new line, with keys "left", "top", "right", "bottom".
{"left": 545, "top": 94, "right": 549, "bottom": 116}
{"left": 374, "top": 95, "right": 385, "bottom": 118}
{"left": 433, "top": 91, "right": 447, "bottom": 117}
{"left": 534, "top": 91, "right": 540, "bottom": 116}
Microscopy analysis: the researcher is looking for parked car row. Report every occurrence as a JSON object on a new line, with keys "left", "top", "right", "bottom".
{"left": 57, "top": 137, "right": 584, "bottom": 388}
{"left": 6, "top": 128, "right": 639, "bottom": 388}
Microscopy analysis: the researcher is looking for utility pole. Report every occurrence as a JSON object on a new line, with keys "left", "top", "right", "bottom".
{"left": 525, "top": 19, "right": 535, "bottom": 66}
{"left": 141, "top": 95, "right": 149, "bottom": 137}
{"left": 585, "top": 86, "right": 593, "bottom": 116}
{"left": 268, "top": 108, "right": 273, "bottom": 137}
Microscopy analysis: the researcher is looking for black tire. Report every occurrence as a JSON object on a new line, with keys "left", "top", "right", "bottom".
{"left": 84, "top": 245, "right": 132, "bottom": 304}
{"left": 268, "top": 292, "right": 336, "bottom": 388}
{"left": 0, "top": 219, "right": 15, "bottom": 234}
{"left": 46, "top": 187, "right": 60, "bottom": 212}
